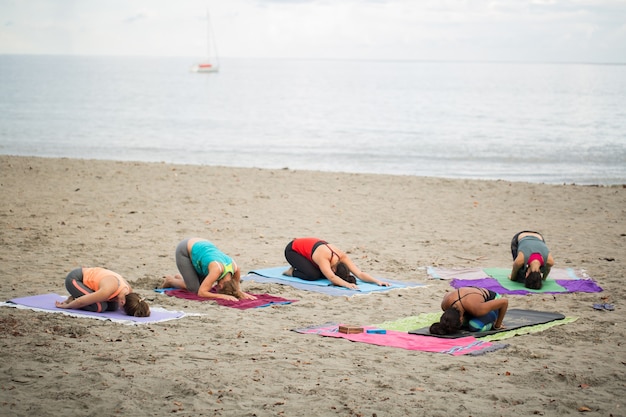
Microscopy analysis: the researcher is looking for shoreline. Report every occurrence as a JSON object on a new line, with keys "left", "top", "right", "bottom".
{"left": 2, "top": 153, "right": 625, "bottom": 187}
{"left": 1, "top": 155, "right": 624, "bottom": 416}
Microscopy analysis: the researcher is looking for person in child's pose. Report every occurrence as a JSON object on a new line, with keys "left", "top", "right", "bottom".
{"left": 56, "top": 267, "right": 150, "bottom": 317}
{"left": 429, "top": 287, "right": 508, "bottom": 335}
{"left": 283, "top": 237, "right": 390, "bottom": 290}
{"left": 162, "top": 238, "right": 256, "bottom": 301}
{"left": 510, "top": 231, "right": 554, "bottom": 289}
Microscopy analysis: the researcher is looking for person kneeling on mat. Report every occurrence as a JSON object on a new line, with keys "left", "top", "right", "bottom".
{"left": 509, "top": 230, "right": 555, "bottom": 289}
{"left": 56, "top": 267, "right": 150, "bottom": 317}
{"left": 429, "top": 287, "right": 508, "bottom": 335}
{"left": 283, "top": 237, "right": 390, "bottom": 290}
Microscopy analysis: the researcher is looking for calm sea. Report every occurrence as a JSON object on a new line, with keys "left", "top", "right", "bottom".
{"left": 1, "top": 55, "right": 625, "bottom": 185}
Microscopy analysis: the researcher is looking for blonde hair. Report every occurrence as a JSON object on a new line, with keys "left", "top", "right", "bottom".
{"left": 219, "top": 278, "right": 245, "bottom": 299}
{"left": 124, "top": 292, "right": 150, "bottom": 317}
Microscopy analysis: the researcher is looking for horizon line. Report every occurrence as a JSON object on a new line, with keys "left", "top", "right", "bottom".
{"left": 1, "top": 53, "right": 625, "bottom": 66}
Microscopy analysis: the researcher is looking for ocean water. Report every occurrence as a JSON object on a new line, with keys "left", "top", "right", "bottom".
{"left": 1, "top": 55, "right": 625, "bottom": 185}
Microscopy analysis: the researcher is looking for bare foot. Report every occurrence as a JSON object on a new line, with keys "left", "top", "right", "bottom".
{"left": 282, "top": 267, "right": 293, "bottom": 276}
{"left": 161, "top": 274, "right": 180, "bottom": 288}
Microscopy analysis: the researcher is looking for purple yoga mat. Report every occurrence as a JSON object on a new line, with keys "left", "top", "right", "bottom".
{"left": 449, "top": 278, "right": 603, "bottom": 295}
{"left": 6, "top": 293, "right": 186, "bottom": 324}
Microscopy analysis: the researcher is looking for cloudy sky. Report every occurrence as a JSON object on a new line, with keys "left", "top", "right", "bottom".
{"left": 1, "top": 0, "right": 625, "bottom": 63}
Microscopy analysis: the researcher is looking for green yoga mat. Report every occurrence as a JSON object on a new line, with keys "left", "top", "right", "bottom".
{"left": 484, "top": 267, "right": 568, "bottom": 293}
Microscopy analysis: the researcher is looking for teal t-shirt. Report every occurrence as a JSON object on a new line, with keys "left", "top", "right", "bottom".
{"left": 190, "top": 241, "right": 235, "bottom": 280}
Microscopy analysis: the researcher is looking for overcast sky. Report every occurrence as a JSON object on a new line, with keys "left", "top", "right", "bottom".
{"left": 1, "top": 0, "right": 625, "bottom": 63}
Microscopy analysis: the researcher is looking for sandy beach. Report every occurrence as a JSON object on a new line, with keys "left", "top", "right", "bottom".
{"left": 0, "top": 154, "right": 624, "bottom": 417}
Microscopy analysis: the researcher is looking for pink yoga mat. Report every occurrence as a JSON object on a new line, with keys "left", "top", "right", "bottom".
{"left": 294, "top": 323, "right": 502, "bottom": 356}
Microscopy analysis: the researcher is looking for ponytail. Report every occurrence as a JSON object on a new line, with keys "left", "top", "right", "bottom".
{"left": 124, "top": 292, "right": 151, "bottom": 317}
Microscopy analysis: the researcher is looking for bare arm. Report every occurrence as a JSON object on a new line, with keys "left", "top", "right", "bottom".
{"left": 543, "top": 253, "right": 554, "bottom": 280}
{"left": 232, "top": 268, "right": 256, "bottom": 300}
{"left": 56, "top": 290, "right": 109, "bottom": 309}
{"left": 467, "top": 298, "right": 509, "bottom": 329}
{"left": 197, "top": 262, "right": 237, "bottom": 301}
{"left": 308, "top": 245, "right": 357, "bottom": 289}
{"left": 340, "top": 256, "right": 390, "bottom": 286}
{"left": 509, "top": 252, "right": 525, "bottom": 281}
{"left": 55, "top": 276, "right": 117, "bottom": 309}
{"left": 492, "top": 298, "right": 509, "bottom": 329}
{"left": 318, "top": 259, "right": 357, "bottom": 289}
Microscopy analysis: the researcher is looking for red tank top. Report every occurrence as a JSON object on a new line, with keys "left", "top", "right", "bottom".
{"left": 291, "top": 238, "right": 325, "bottom": 262}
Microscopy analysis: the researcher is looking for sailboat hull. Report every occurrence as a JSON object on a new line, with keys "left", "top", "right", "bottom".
{"left": 191, "top": 63, "right": 219, "bottom": 73}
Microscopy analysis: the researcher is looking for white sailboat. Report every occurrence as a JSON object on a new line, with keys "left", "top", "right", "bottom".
{"left": 191, "top": 12, "right": 219, "bottom": 73}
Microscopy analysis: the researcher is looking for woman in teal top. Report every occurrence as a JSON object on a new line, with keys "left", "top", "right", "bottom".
{"left": 163, "top": 238, "right": 256, "bottom": 301}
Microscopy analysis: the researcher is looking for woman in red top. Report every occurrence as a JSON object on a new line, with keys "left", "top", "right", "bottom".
{"left": 283, "top": 237, "right": 390, "bottom": 290}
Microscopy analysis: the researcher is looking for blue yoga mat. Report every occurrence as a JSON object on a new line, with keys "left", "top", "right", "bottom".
{"left": 243, "top": 266, "right": 425, "bottom": 296}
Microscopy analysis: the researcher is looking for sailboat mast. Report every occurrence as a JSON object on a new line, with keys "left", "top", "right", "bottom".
{"left": 207, "top": 11, "right": 219, "bottom": 67}
{"left": 191, "top": 10, "right": 219, "bottom": 72}
{"left": 206, "top": 11, "right": 211, "bottom": 60}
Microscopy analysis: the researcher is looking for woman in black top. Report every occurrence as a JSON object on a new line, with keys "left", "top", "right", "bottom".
{"left": 429, "top": 287, "right": 509, "bottom": 335}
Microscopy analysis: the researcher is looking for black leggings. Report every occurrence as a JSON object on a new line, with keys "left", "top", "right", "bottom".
{"left": 510, "top": 231, "right": 545, "bottom": 259}
{"left": 284, "top": 241, "right": 325, "bottom": 281}
{"left": 64, "top": 268, "right": 117, "bottom": 312}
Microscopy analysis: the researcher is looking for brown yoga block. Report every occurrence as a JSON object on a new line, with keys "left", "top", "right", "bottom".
{"left": 338, "top": 325, "right": 364, "bottom": 334}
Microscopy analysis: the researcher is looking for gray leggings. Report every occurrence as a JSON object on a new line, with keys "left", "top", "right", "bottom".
{"left": 64, "top": 268, "right": 117, "bottom": 312}
{"left": 175, "top": 239, "right": 203, "bottom": 293}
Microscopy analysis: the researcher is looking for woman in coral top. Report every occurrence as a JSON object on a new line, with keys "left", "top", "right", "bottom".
{"left": 283, "top": 237, "right": 390, "bottom": 290}
{"left": 55, "top": 267, "right": 150, "bottom": 317}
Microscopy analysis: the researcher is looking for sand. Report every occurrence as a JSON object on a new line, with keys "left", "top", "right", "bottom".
{"left": 0, "top": 154, "right": 624, "bottom": 417}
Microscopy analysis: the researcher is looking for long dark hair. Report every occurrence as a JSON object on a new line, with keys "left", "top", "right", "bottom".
{"left": 429, "top": 308, "right": 461, "bottom": 335}
{"left": 335, "top": 262, "right": 356, "bottom": 284}
{"left": 525, "top": 271, "right": 543, "bottom": 289}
